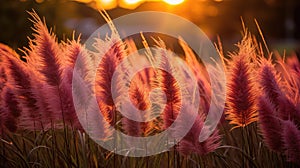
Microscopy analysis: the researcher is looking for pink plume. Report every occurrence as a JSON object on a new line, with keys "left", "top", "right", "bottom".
{"left": 258, "top": 59, "right": 283, "bottom": 109}
{"left": 278, "top": 93, "right": 300, "bottom": 125}
{"left": 3, "top": 87, "right": 21, "bottom": 132}
{"left": 258, "top": 96, "right": 283, "bottom": 152}
{"left": 176, "top": 111, "right": 221, "bottom": 156}
{"left": 282, "top": 120, "right": 300, "bottom": 165}
{"left": 226, "top": 53, "right": 257, "bottom": 128}
{"left": 94, "top": 34, "right": 126, "bottom": 126}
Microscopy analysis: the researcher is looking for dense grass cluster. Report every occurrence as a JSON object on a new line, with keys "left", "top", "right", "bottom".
{"left": 0, "top": 11, "right": 300, "bottom": 167}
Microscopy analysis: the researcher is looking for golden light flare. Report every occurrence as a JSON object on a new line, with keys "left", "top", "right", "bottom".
{"left": 119, "top": 0, "right": 143, "bottom": 9}
{"left": 74, "top": 0, "right": 188, "bottom": 9}
{"left": 124, "top": 0, "right": 141, "bottom": 4}
{"left": 163, "top": 0, "right": 184, "bottom": 5}
{"left": 96, "top": 0, "right": 117, "bottom": 10}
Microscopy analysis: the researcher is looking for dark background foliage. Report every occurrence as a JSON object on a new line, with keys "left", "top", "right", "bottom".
{"left": 1, "top": 0, "right": 300, "bottom": 54}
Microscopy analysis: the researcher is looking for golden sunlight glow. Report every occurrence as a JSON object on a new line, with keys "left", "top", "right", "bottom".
{"left": 163, "top": 0, "right": 184, "bottom": 5}
{"left": 124, "top": 0, "right": 141, "bottom": 4}
{"left": 96, "top": 0, "right": 117, "bottom": 10}
{"left": 119, "top": 0, "right": 143, "bottom": 9}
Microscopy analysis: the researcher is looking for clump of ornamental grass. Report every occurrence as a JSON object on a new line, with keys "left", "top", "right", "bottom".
{"left": 225, "top": 32, "right": 258, "bottom": 129}
{"left": 257, "top": 54, "right": 300, "bottom": 165}
{"left": 0, "top": 10, "right": 223, "bottom": 167}
{"left": 2, "top": 9, "right": 300, "bottom": 167}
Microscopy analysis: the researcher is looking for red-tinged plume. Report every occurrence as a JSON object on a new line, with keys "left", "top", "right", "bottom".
{"left": 258, "top": 96, "right": 283, "bottom": 152}
{"left": 3, "top": 87, "right": 21, "bottom": 132}
{"left": 226, "top": 54, "right": 257, "bottom": 128}
{"left": 282, "top": 120, "right": 300, "bottom": 165}
{"left": 258, "top": 59, "right": 283, "bottom": 109}
{"left": 176, "top": 111, "right": 221, "bottom": 156}
{"left": 94, "top": 33, "right": 127, "bottom": 126}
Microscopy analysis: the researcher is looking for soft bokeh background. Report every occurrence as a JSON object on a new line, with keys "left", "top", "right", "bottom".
{"left": 1, "top": 0, "right": 300, "bottom": 55}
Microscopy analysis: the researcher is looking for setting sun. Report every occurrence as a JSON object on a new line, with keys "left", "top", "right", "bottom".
{"left": 163, "top": 0, "right": 184, "bottom": 5}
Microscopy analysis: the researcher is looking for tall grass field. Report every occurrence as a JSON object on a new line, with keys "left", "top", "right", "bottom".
{"left": 0, "top": 11, "right": 300, "bottom": 168}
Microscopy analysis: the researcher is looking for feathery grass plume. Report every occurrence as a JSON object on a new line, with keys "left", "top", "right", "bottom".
{"left": 282, "top": 120, "right": 300, "bottom": 165}
{"left": 24, "top": 11, "right": 80, "bottom": 127}
{"left": 154, "top": 41, "right": 182, "bottom": 130}
{"left": 131, "top": 68, "right": 158, "bottom": 135}
{"left": 0, "top": 43, "right": 16, "bottom": 94}
{"left": 272, "top": 55, "right": 300, "bottom": 125}
{"left": 60, "top": 39, "right": 94, "bottom": 129}
{"left": 178, "top": 37, "right": 211, "bottom": 115}
{"left": 25, "top": 11, "right": 64, "bottom": 86}
{"left": 94, "top": 32, "right": 127, "bottom": 126}
{"left": 3, "top": 87, "right": 21, "bottom": 132}
{"left": 72, "top": 69, "right": 112, "bottom": 140}
{"left": 277, "top": 93, "right": 300, "bottom": 126}
{"left": 1, "top": 46, "right": 49, "bottom": 129}
{"left": 121, "top": 101, "right": 142, "bottom": 137}
{"left": 123, "top": 68, "right": 158, "bottom": 136}
{"left": 61, "top": 38, "right": 94, "bottom": 83}
{"left": 60, "top": 39, "right": 82, "bottom": 85}
{"left": 225, "top": 34, "right": 257, "bottom": 129}
{"left": 122, "top": 77, "right": 148, "bottom": 136}
{"left": 175, "top": 108, "right": 221, "bottom": 156}
{"left": 258, "top": 58, "right": 283, "bottom": 110}
{"left": 258, "top": 96, "right": 283, "bottom": 152}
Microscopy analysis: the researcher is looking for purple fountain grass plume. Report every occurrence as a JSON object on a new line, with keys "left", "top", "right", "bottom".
{"left": 23, "top": 11, "right": 83, "bottom": 128}
{"left": 72, "top": 67, "right": 112, "bottom": 137}
{"left": 0, "top": 44, "right": 15, "bottom": 93}
{"left": 1, "top": 47, "right": 48, "bottom": 129}
{"left": 282, "top": 120, "right": 300, "bottom": 165}
{"left": 277, "top": 93, "right": 300, "bottom": 126}
{"left": 94, "top": 32, "right": 127, "bottom": 126}
{"left": 25, "top": 11, "right": 64, "bottom": 86}
{"left": 60, "top": 39, "right": 94, "bottom": 129}
{"left": 258, "top": 58, "right": 283, "bottom": 110}
{"left": 85, "top": 99, "right": 113, "bottom": 141}
{"left": 61, "top": 38, "right": 94, "bottom": 83}
{"left": 131, "top": 72, "right": 157, "bottom": 136}
{"left": 121, "top": 101, "right": 142, "bottom": 137}
{"left": 60, "top": 39, "right": 82, "bottom": 85}
{"left": 3, "top": 87, "right": 21, "bottom": 132}
{"left": 258, "top": 95, "right": 283, "bottom": 152}
{"left": 62, "top": 38, "right": 82, "bottom": 67}
{"left": 122, "top": 76, "right": 156, "bottom": 136}
{"left": 24, "top": 11, "right": 65, "bottom": 124}
{"left": 226, "top": 52, "right": 257, "bottom": 128}
{"left": 176, "top": 110, "right": 221, "bottom": 156}
{"left": 1, "top": 43, "right": 55, "bottom": 130}
{"left": 269, "top": 55, "right": 300, "bottom": 125}
{"left": 154, "top": 45, "right": 182, "bottom": 130}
